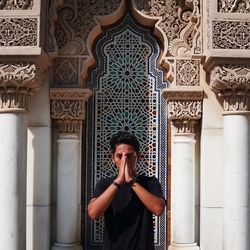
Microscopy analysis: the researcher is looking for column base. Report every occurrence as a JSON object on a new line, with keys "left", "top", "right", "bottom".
{"left": 52, "top": 242, "right": 83, "bottom": 250}
{"left": 169, "top": 243, "right": 199, "bottom": 250}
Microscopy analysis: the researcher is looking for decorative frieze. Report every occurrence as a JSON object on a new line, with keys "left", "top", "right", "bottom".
{"left": 0, "top": 0, "right": 34, "bottom": 10}
{"left": 212, "top": 21, "right": 250, "bottom": 49}
{"left": 210, "top": 65, "right": 250, "bottom": 112}
{"left": 162, "top": 89, "right": 203, "bottom": 134}
{"left": 176, "top": 59, "right": 200, "bottom": 86}
{"left": 0, "top": 62, "right": 43, "bottom": 112}
{"left": 218, "top": 0, "right": 250, "bottom": 13}
{"left": 50, "top": 88, "right": 92, "bottom": 134}
{"left": 0, "top": 18, "right": 37, "bottom": 46}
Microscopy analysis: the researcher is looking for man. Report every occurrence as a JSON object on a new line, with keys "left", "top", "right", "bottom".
{"left": 88, "top": 131, "right": 166, "bottom": 250}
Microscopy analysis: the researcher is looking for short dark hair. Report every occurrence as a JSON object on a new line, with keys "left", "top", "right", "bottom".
{"left": 109, "top": 131, "right": 140, "bottom": 154}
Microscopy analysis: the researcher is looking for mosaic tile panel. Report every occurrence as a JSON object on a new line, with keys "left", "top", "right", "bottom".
{"left": 83, "top": 13, "right": 168, "bottom": 250}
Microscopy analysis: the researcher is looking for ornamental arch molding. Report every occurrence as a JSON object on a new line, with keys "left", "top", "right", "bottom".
{"left": 81, "top": 0, "right": 168, "bottom": 81}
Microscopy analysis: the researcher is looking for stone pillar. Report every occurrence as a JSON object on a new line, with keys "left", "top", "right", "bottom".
{"left": 162, "top": 89, "right": 203, "bottom": 250}
{"left": 0, "top": 62, "right": 44, "bottom": 250}
{"left": 210, "top": 65, "right": 250, "bottom": 250}
{"left": 50, "top": 88, "right": 91, "bottom": 250}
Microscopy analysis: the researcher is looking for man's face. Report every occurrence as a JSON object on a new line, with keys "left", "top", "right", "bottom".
{"left": 112, "top": 143, "right": 138, "bottom": 173}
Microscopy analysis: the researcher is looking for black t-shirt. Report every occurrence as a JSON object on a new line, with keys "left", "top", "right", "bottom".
{"left": 93, "top": 175, "right": 164, "bottom": 250}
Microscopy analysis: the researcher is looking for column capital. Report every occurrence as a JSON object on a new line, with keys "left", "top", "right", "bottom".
{"left": 50, "top": 88, "right": 92, "bottom": 135}
{"left": 0, "top": 61, "right": 45, "bottom": 113}
{"left": 162, "top": 88, "right": 203, "bottom": 134}
{"left": 210, "top": 64, "right": 250, "bottom": 113}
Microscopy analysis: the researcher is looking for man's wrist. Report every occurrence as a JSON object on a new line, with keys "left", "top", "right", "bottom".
{"left": 112, "top": 181, "right": 121, "bottom": 189}
{"left": 128, "top": 176, "right": 137, "bottom": 187}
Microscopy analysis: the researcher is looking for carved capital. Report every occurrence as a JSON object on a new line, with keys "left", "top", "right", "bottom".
{"left": 50, "top": 88, "right": 92, "bottom": 134}
{"left": 210, "top": 65, "right": 250, "bottom": 112}
{"left": 162, "top": 88, "right": 203, "bottom": 134}
{"left": 0, "top": 62, "right": 44, "bottom": 112}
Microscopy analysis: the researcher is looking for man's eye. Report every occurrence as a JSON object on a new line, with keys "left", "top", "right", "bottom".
{"left": 127, "top": 153, "right": 135, "bottom": 158}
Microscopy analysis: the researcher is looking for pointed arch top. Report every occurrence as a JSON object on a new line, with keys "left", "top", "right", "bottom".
{"left": 81, "top": 0, "right": 168, "bottom": 82}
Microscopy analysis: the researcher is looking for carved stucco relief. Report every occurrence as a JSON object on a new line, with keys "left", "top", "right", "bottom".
{"left": 54, "top": 57, "right": 79, "bottom": 86}
{"left": 218, "top": 0, "right": 250, "bottom": 13}
{"left": 50, "top": 88, "right": 92, "bottom": 134}
{"left": 176, "top": 59, "right": 200, "bottom": 86}
{"left": 0, "top": 0, "right": 34, "bottom": 10}
{"left": 0, "top": 18, "right": 37, "bottom": 46}
{"left": 55, "top": 0, "right": 120, "bottom": 55}
{"left": 54, "top": 0, "right": 201, "bottom": 57}
{"left": 0, "top": 62, "right": 44, "bottom": 111}
{"left": 135, "top": 0, "right": 201, "bottom": 56}
{"left": 210, "top": 64, "right": 250, "bottom": 112}
{"left": 168, "top": 99, "right": 202, "bottom": 133}
{"left": 212, "top": 21, "right": 250, "bottom": 49}
{"left": 52, "top": 0, "right": 202, "bottom": 87}
{"left": 162, "top": 89, "right": 203, "bottom": 134}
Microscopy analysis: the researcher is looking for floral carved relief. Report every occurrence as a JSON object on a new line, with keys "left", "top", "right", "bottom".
{"left": 46, "top": 0, "right": 65, "bottom": 55}
{"left": 50, "top": 88, "right": 92, "bottom": 133}
{"left": 162, "top": 89, "right": 203, "bottom": 134}
{"left": 168, "top": 100, "right": 202, "bottom": 133}
{"left": 176, "top": 59, "right": 200, "bottom": 86}
{"left": 54, "top": 57, "right": 79, "bottom": 86}
{"left": 0, "top": 62, "right": 43, "bottom": 111}
{"left": 55, "top": 0, "right": 120, "bottom": 55}
{"left": 54, "top": 0, "right": 201, "bottom": 56}
{"left": 210, "top": 65, "right": 250, "bottom": 112}
{"left": 0, "top": 18, "right": 37, "bottom": 46}
{"left": 135, "top": 0, "right": 201, "bottom": 56}
{"left": 212, "top": 21, "right": 250, "bottom": 49}
{"left": 0, "top": 0, "right": 34, "bottom": 10}
{"left": 218, "top": 0, "right": 250, "bottom": 13}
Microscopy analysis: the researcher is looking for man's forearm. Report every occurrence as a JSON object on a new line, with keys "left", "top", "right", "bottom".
{"left": 88, "top": 182, "right": 119, "bottom": 220}
{"left": 131, "top": 183, "right": 165, "bottom": 216}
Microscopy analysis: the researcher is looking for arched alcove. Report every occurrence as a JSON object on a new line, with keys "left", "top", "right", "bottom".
{"left": 82, "top": 1, "right": 169, "bottom": 249}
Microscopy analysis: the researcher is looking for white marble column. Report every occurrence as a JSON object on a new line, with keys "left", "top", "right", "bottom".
{"left": 0, "top": 62, "right": 44, "bottom": 250}
{"left": 210, "top": 65, "right": 250, "bottom": 250}
{"left": 223, "top": 114, "right": 249, "bottom": 250}
{"left": 52, "top": 134, "right": 82, "bottom": 250}
{"left": 50, "top": 88, "right": 91, "bottom": 250}
{"left": 162, "top": 89, "right": 203, "bottom": 250}
{"left": 0, "top": 112, "right": 27, "bottom": 250}
{"left": 170, "top": 134, "right": 199, "bottom": 250}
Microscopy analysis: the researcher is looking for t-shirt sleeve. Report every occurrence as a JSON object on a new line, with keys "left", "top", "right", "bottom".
{"left": 92, "top": 178, "right": 111, "bottom": 198}
{"left": 147, "top": 176, "right": 165, "bottom": 200}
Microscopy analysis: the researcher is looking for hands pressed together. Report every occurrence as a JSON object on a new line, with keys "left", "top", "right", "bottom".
{"left": 114, "top": 152, "right": 137, "bottom": 185}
